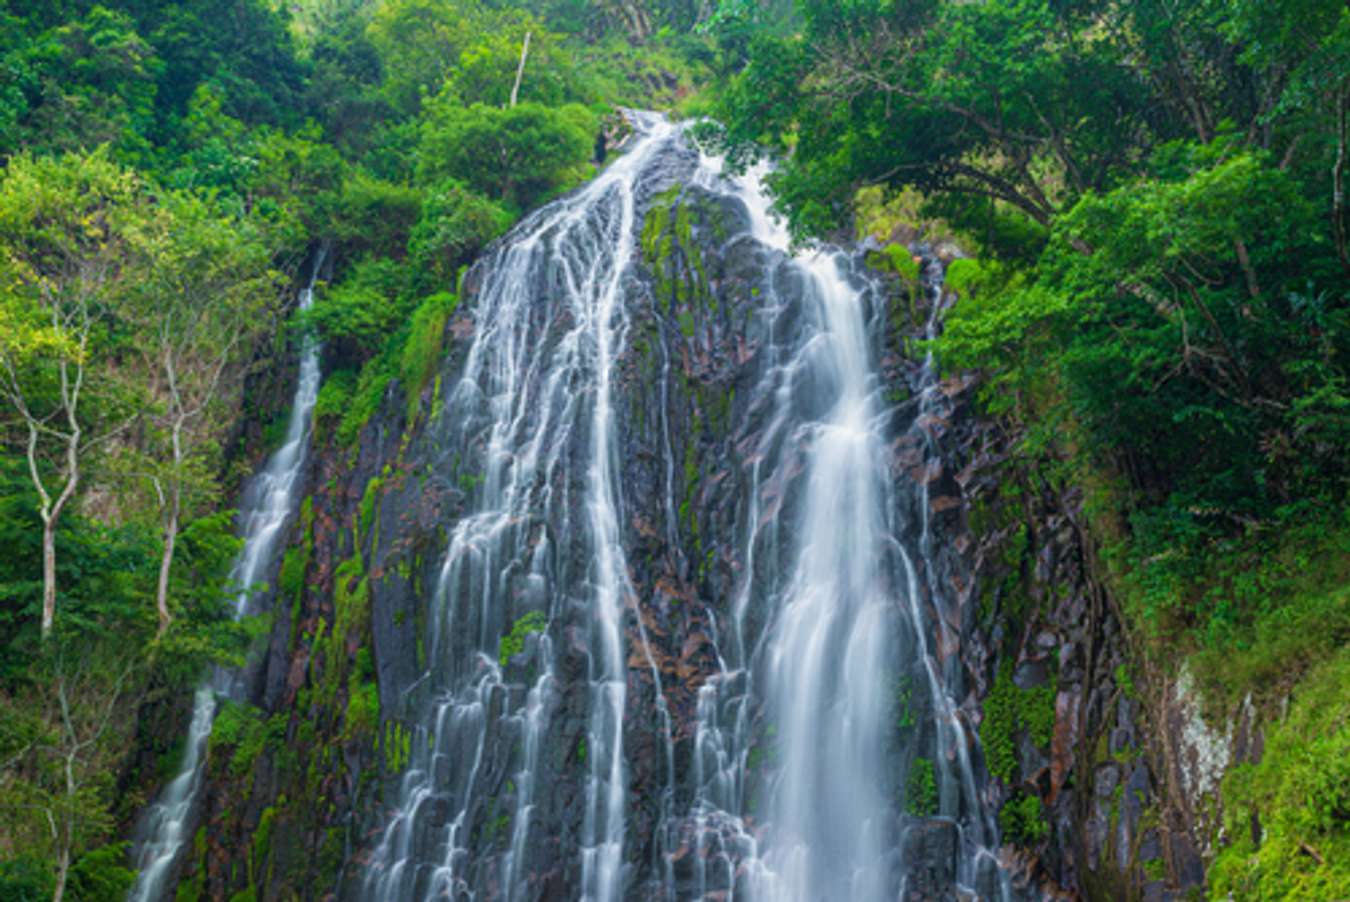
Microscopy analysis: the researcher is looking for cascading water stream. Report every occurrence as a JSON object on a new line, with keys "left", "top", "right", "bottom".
{"left": 360, "top": 113, "right": 679, "bottom": 902}
{"left": 127, "top": 251, "right": 327, "bottom": 902}
{"left": 756, "top": 253, "right": 897, "bottom": 901}
{"left": 666, "top": 158, "right": 902, "bottom": 901}
{"left": 900, "top": 261, "right": 1011, "bottom": 898}
{"left": 671, "top": 156, "right": 1010, "bottom": 900}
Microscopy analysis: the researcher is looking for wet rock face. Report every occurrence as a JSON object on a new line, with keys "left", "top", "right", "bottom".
{"left": 933, "top": 332, "right": 1225, "bottom": 899}
{"left": 331, "top": 141, "right": 812, "bottom": 898}
{"left": 902, "top": 818, "right": 958, "bottom": 899}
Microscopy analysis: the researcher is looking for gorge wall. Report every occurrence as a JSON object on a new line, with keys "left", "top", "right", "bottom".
{"left": 138, "top": 119, "right": 1227, "bottom": 902}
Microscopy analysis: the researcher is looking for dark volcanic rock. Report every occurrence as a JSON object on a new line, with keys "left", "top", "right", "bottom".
{"left": 902, "top": 818, "right": 958, "bottom": 900}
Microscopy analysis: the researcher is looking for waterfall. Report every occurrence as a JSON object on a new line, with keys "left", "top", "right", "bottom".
{"left": 351, "top": 115, "right": 1007, "bottom": 900}
{"left": 360, "top": 112, "right": 679, "bottom": 901}
{"left": 749, "top": 250, "right": 898, "bottom": 901}
{"left": 126, "top": 687, "right": 217, "bottom": 902}
{"left": 672, "top": 157, "right": 1010, "bottom": 900}
{"left": 127, "top": 251, "right": 327, "bottom": 902}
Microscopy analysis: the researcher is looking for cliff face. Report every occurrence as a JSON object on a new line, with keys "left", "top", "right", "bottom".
{"left": 161, "top": 123, "right": 1228, "bottom": 902}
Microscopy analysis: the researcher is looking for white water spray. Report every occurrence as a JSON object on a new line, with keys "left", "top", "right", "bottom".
{"left": 360, "top": 113, "right": 680, "bottom": 902}
{"left": 673, "top": 155, "right": 1009, "bottom": 901}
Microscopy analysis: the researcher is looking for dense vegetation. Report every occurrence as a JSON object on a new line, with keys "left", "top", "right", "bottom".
{"left": 0, "top": 0, "right": 1345, "bottom": 898}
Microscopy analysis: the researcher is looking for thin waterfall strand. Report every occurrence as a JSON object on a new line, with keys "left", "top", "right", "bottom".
{"left": 128, "top": 252, "right": 327, "bottom": 902}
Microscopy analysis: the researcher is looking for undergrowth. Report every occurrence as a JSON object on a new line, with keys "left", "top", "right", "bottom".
{"left": 1111, "top": 501, "right": 1350, "bottom": 713}
{"left": 1208, "top": 646, "right": 1350, "bottom": 900}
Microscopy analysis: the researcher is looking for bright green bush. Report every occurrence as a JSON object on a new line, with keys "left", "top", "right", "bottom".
{"left": 1000, "top": 793, "right": 1048, "bottom": 845}
{"left": 399, "top": 292, "right": 460, "bottom": 420}
{"left": 1210, "top": 647, "right": 1350, "bottom": 900}
{"left": 312, "top": 369, "right": 355, "bottom": 440}
{"left": 336, "top": 358, "right": 395, "bottom": 449}
{"left": 408, "top": 182, "right": 511, "bottom": 290}
{"left": 301, "top": 257, "right": 414, "bottom": 366}
{"left": 980, "top": 660, "right": 1057, "bottom": 786}
{"left": 344, "top": 648, "right": 379, "bottom": 740}
{"left": 331, "top": 173, "right": 423, "bottom": 259}
{"left": 943, "top": 258, "right": 983, "bottom": 296}
{"left": 417, "top": 101, "right": 596, "bottom": 213}
{"left": 904, "top": 757, "right": 938, "bottom": 816}
{"left": 864, "top": 243, "right": 921, "bottom": 282}
{"left": 66, "top": 842, "right": 136, "bottom": 900}
{"left": 1159, "top": 506, "right": 1350, "bottom": 707}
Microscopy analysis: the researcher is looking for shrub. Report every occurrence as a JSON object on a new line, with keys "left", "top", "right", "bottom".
{"left": 999, "top": 793, "right": 1048, "bottom": 845}
{"left": 399, "top": 292, "right": 460, "bottom": 421}
{"left": 301, "top": 257, "right": 413, "bottom": 366}
{"left": 904, "top": 757, "right": 939, "bottom": 816}
{"left": 498, "top": 610, "right": 548, "bottom": 666}
{"left": 312, "top": 369, "right": 356, "bottom": 440}
{"left": 1209, "top": 647, "right": 1350, "bottom": 900}
{"left": 417, "top": 101, "right": 596, "bottom": 213}
{"left": 332, "top": 173, "right": 422, "bottom": 259}
{"left": 408, "top": 182, "right": 511, "bottom": 291}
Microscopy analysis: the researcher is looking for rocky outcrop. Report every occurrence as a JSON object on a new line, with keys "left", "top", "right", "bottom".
{"left": 916, "top": 268, "right": 1261, "bottom": 899}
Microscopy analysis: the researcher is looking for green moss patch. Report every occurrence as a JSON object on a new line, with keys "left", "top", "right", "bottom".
{"left": 498, "top": 610, "right": 547, "bottom": 666}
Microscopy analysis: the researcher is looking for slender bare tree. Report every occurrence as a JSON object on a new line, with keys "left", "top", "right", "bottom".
{"left": 0, "top": 152, "right": 140, "bottom": 638}
{"left": 124, "top": 192, "right": 273, "bottom": 635}
{"left": 509, "top": 30, "right": 532, "bottom": 108}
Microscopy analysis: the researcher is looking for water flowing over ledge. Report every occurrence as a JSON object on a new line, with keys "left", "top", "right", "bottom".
{"left": 346, "top": 114, "right": 1009, "bottom": 900}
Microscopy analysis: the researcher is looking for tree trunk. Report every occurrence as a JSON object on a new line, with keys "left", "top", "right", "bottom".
{"left": 156, "top": 510, "right": 178, "bottom": 637}
{"left": 510, "top": 31, "right": 531, "bottom": 108}
{"left": 51, "top": 846, "right": 69, "bottom": 902}
{"left": 42, "top": 516, "right": 57, "bottom": 638}
{"left": 39, "top": 435, "right": 80, "bottom": 640}
{"left": 156, "top": 414, "right": 186, "bottom": 637}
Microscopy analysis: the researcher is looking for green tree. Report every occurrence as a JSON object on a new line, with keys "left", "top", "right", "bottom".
{"left": 139, "top": 0, "right": 308, "bottom": 127}
{"left": 120, "top": 190, "right": 276, "bottom": 636}
{"left": 366, "top": 0, "right": 482, "bottom": 114}
{"left": 0, "top": 151, "right": 142, "bottom": 638}
{"left": 417, "top": 100, "right": 595, "bottom": 212}
{"left": 709, "top": 0, "right": 1347, "bottom": 245}
{"left": 444, "top": 13, "right": 580, "bottom": 108}
{"left": 944, "top": 146, "right": 1348, "bottom": 518}
{"left": 330, "top": 172, "right": 423, "bottom": 261}
{"left": 711, "top": 0, "right": 1157, "bottom": 239}
{"left": 407, "top": 179, "right": 511, "bottom": 290}
{"left": 300, "top": 8, "right": 392, "bottom": 155}
{"left": 0, "top": 643, "right": 143, "bottom": 902}
{"left": 0, "top": 6, "right": 161, "bottom": 160}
